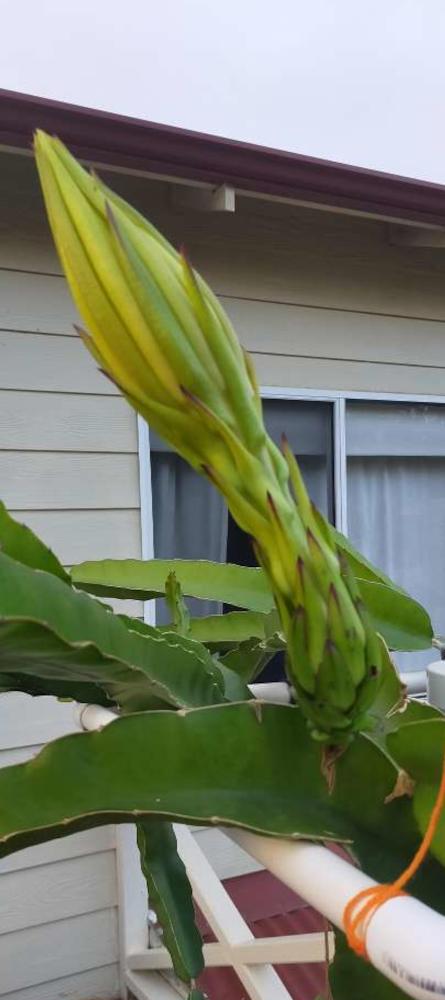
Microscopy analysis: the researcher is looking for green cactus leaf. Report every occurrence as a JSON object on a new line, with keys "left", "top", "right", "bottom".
{"left": 164, "top": 572, "right": 191, "bottom": 636}
{"left": 388, "top": 717, "right": 445, "bottom": 866}
{"left": 0, "top": 501, "right": 70, "bottom": 582}
{"left": 72, "top": 558, "right": 274, "bottom": 610}
{"left": 137, "top": 820, "right": 203, "bottom": 984}
{"left": 0, "top": 552, "right": 226, "bottom": 711}
{"left": 72, "top": 557, "right": 433, "bottom": 652}
{"left": 0, "top": 702, "right": 425, "bottom": 858}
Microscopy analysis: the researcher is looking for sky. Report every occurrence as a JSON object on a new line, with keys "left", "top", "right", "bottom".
{"left": 3, "top": 0, "right": 445, "bottom": 183}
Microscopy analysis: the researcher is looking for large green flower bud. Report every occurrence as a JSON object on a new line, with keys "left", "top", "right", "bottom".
{"left": 34, "top": 132, "right": 382, "bottom": 744}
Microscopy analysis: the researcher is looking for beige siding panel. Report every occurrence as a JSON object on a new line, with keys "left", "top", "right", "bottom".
{"left": 0, "top": 694, "right": 80, "bottom": 750}
{"left": 252, "top": 352, "right": 445, "bottom": 395}
{"left": 0, "top": 852, "right": 117, "bottom": 934}
{"left": 3, "top": 277, "right": 445, "bottom": 370}
{"left": 0, "top": 269, "right": 78, "bottom": 335}
{"left": 0, "top": 828, "right": 115, "bottom": 875}
{"left": 3, "top": 964, "right": 120, "bottom": 1000}
{"left": 5, "top": 314, "right": 444, "bottom": 405}
{"left": 0, "top": 391, "right": 137, "bottom": 452}
{"left": 0, "top": 331, "right": 117, "bottom": 394}
{"left": 0, "top": 452, "right": 139, "bottom": 509}
{"left": 225, "top": 298, "right": 445, "bottom": 368}
{"left": 152, "top": 202, "right": 445, "bottom": 321}
{"left": 0, "top": 745, "right": 41, "bottom": 767}
{"left": 0, "top": 908, "right": 119, "bottom": 994}
{"left": 13, "top": 509, "right": 142, "bottom": 563}
{"left": 1, "top": 152, "right": 445, "bottom": 321}
{"left": 104, "top": 596, "right": 144, "bottom": 617}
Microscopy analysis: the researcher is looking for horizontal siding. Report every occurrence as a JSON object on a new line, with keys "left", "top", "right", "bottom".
{"left": 0, "top": 452, "right": 139, "bottom": 509}
{"left": 0, "top": 851, "right": 117, "bottom": 935}
{"left": 0, "top": 154, "right": 146, "bottom": 997}
{"left": 0, "top": 828, "right": 115, "bottom": 875}
{"left": 0, "top": 330, "right": 116, "bottom": 394}
{"left": 1, "top": 153, "right": 445, "bottom": 324}
{"left": 0, "top": 908, "right": 119, "bottom": 994}
{"left": 3, "top": 964, "right": 120, "bottom": 1000}
{"left": 0, "top": 267, "right": 78, "bottom": 335}
{"left": 0, "top": 693, "right": 81, "bottom": 750}
{"left": 0, "top": 391, "right": 137, "bottom": 452}
{"left": 10, "top": 509, "right": 142, "bottom": 563}
{"left": 225, "top": 297, "right": 445, "bottom": 368}
{"left": 251, "top": 351, "right": 445, "bottom": 394}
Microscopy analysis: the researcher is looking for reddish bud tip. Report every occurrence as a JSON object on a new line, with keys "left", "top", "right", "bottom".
{"left": 201, "top": 464, "right": 216, "bottom": 483}
{"left": 266, "top": 491, "right": 279, "bottom": 518}
{"left": 297, "top": 557, "right": 305, "bottom": 584}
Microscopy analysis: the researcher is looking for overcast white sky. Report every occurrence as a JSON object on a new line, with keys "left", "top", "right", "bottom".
{"left": 3, "top": 0, "right": 445, "bottom": 182}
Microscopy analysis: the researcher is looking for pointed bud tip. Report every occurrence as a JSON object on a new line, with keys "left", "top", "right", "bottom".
{"left": 328, "top": 582, "right": 340, "bottom": 606}
{"left": 266, "top": 491, "right": 279, "bottom": 518}
{"left": 201, "top": 463, "right": 216, "bottom": 483}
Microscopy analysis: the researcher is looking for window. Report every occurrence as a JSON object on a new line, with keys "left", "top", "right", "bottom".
{"left": 150, "top": 400, "right": 334, "bottom": 623}
{"left": 346, "top": 401, "right": 445, "bottom": 669}
{"left": 144, "top": 392, "right": 445, "bottom": 673}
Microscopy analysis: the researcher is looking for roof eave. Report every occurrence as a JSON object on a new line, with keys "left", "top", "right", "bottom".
{"left": 2, "top": 87, "right": 445, "bottom": 228}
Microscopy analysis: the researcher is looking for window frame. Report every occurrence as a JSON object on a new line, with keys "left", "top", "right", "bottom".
{"left": 137, "top": 389, "right": 445, "bottom": 627}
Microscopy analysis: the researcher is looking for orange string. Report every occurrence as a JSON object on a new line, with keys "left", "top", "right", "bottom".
{"left": 343, "top": 746, "right": 445, "bottom": 959}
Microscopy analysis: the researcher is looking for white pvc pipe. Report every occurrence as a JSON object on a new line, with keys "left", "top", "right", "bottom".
{"left": 427, "top": 660, "right": 445, "bottom": 712}
{"left": 400, "top": 670, "right": 427, "bottom": 696}
{"left": 247, "top": 682, "right": 291, "bottom": 703}
{"left": 226, "top": 829, "right": 445, "bottom": 1000}
{"left": 78, "top": 702, "right": 445, "bottom": 999}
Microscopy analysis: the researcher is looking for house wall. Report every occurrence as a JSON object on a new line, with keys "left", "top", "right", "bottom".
{"left": 1, "top": 148, "right": 445, "bottom": 997}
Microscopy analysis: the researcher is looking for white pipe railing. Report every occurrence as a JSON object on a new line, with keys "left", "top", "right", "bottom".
{"left": 226, "top": 830, "right": 445, "bottom": 1000}
{"left": 78, "top": 689, "right": 445, "bottom": 1000}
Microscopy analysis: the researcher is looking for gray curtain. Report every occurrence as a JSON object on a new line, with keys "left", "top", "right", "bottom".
{"left": 151, "top": 449, "right": 228, "bottom": 621}
{"left": 346, "top": 402, "right": 445, "bottom": 671}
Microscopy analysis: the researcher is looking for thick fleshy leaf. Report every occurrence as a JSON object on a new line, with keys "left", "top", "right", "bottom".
{"left": 332, "top": 527, "right": 404, "bottom": 589}
{"left": 0, "top": 501, "right": 70, "bottom": 582}
{"left": 164, "top": 572, "right": 191, "bottom": 636}
{"left": 119, "top": 607, "right": 282, "bottom": 687}
{"left": 0, "top": 703, "right": 407, "bottom": 858}
{"left": 388, "top": 718, "right": 445, "bottom": 866}
{"left": 0, "top": 665, "right": 114, "bottom": 708}
{"left": 72, "top": 558, "right": 273, "bottom": 611}
{"left": 0, "top": 553, "right": 225, "bottom": 711}
{"left": 356, "top": 580, "right": 432, "bottom": 651}
{"left": 182, "top": 610, "right": 278, "bottom": 648}
{"left": 220, "top": 635, "right": 284, "bottom": 683}
{"left": 137, "top": 820, "right": 203, "bottom": 984}
{"left": 72, "top": 557, "right": 433, "bottom": 651}
{"left": 1, "top": 697, "right": 444, "bottom": 1000}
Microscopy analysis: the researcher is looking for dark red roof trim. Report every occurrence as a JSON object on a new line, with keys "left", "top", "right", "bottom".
{"left": 1, "top": 87, "right": 445, "bottom": 227}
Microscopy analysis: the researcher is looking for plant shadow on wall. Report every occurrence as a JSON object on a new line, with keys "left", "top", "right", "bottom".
{"left": 0, "top": 133, "right": 443, "bottom": 1000}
